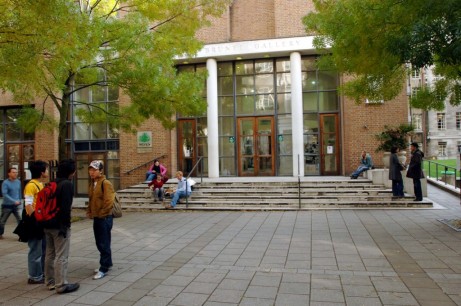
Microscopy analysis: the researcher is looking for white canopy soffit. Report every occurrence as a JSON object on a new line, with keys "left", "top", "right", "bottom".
{"left": 177, "top": 36, "right": 321, "bottom": 63}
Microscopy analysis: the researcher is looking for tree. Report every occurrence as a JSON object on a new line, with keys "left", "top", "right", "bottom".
{"left": 303, "top": 0, "right": 461, "bottom": 109}
{"left": 0, "top": 0, "right": 230, "bottom": 159}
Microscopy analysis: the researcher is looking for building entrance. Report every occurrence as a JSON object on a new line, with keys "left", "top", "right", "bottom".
{"left": 7, "top": 143, "right": 35, "bottom": 187}
{"left": 237, "top": 116, "right": 275, "bottom": 176}
{"left": 320, "top": 114, "right": 340, "bottom": 175}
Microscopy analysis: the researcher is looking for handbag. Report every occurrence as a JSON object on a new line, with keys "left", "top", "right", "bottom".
{"left": 112, "top": 194, "right": 122, "bottom": 218}
{"left": 13, "top": 219, "right": 29, "bottom": 242}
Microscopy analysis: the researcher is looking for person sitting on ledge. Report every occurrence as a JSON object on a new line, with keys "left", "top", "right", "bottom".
{"left": 350, "top": 150, "right": 373, "bottom": 179}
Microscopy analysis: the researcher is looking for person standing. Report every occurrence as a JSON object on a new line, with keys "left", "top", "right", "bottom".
{"left": 43, "top": 159, "right": 80, "bottom": 294}
{"left": 148, "top": 174, "right": 168, "bottom": 202}
{"left": 389, "top": 146, "right": 405, "bottom": 197}
{"left": 23, "top": 160, "right": 48, "bottom": 284}
{"left": 87, "top": 160, "right": 115, "bottom": 280}
{"left": 166, "top": 171, "right": 191, "bottom": 209}
{"left": 406, "top": 142, "right": 425, "bottom": 201}
{"left": 0, "top": 168, "right": 22, "bottom": 239}
{"left": 350, "top": 151, "right": 373, "bottom": 179}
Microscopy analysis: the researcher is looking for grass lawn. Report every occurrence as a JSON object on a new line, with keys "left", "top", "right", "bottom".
{"left": 423, "top": 159, "right": 459, "bottom": 178}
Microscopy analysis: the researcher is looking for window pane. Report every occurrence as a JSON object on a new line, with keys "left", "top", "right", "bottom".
{"left": 301, "top": 58, "right": 316, "bottom": 71}
{"left": 276, "top": 59, "right": 290, "bottom": 72}
{"left": 277, "top": 93, "right": 291, "bottom": 114}
{"left": 318, "top": 71, "right": 337, "bottom": 90}
{"left": 91, "top": 123, "right": 107, "bottom": 139}
{"left": 277, "top": 115, "right": 292, "bottom": 134}
{"left": 255, "top": 94, "right": 275, "bottom": 114}
{"left": 74, "top": 123, "right": 90, "bottom": 140}
{"left": 6, "top": 124, "right": 21, "bottom": 141}
{"left": 6, "top": 109, "right": 20, "bottom": 123}
{"left": 255, "top": 60, "right": 273, "bottom": 73}
{"left": 276, "top": 73, "right": 291, "bottom": 93}
{"left": 219, "top": 137, "right": 235, "bottom": 156}
{"left": 303, "top": 93, "right": 318, "bottom": 111}
{"left": 219, "top": 117, "right": 234, "bottom": 136}
{"left": 304, "top": 114, "right": 319, "bottom": 133}
{"left": 277, "top": 133, "right": 292, "bottom": 155}
{"left": 236, "top": 75, "right": 254, "bottom": 95}
{"left": 302, "top": 71, "right": 317, "bottom": 91}
{"left": 278, "top": 155, "right": 293, "bottom": 175}
{"left": 218, "top": 62, "right": 233, "bottom": 76}
{"left": 255, "top": 74, "right": 274, "bottom": 93}
{"left": 197, "top": 137, "right": 208, "bottom": 156}
{"left": 220, "top": 157, "right": 235, "bottom": 176}
{"left": 319, "top": 92, "right": 338, "bottom": 111}
{"left": 236, "top": 95, "right": 254, "bottom": 115}
{"left": 74, "top": 86, "right": 90, "bottom": 103}
{"left": 218, "top": 96, "right": 234, "bottom": 116}
{"left": 108, "top": 86, "right": 119, "bottom": 101}
{"left": 218, "top": 76, "right": 234, "bottom": 95}
{"left": 197, "top": 117, "right": 208, "bottom": 136}
{"left": 92, "top": 85, "right": 106, "bottom": 102}
{"left": 235, "top": 61, "right": 254, "bottom": 75}
{"left": 107, "top": 159, "right": 120, "bottom": 178}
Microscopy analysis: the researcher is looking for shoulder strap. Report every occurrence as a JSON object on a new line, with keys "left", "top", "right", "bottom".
{"left": 101, "top": 179, "right": 106, "bottom": 193}
{"left": 30, "top": 181, "right": 41, "bottom": 191}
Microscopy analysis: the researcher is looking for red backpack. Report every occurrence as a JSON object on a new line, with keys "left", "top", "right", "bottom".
{"left": 34, "top": 182, "right": 60, "bottom": 222}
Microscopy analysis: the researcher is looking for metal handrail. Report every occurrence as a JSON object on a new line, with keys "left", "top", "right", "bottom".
{"left": 185, "top": 156, "right": 204, "bottom": 208}
{"left": 125, "top": 154, "right": 167, "bottom": 175}
{"left": 424, "top": 159, "right": 459, "bottom": 190}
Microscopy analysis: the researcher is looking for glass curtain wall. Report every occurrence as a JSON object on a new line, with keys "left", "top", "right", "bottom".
{"left": 302, "top": 58, "right": 339, "bottom": 175}
{"left": 69, "top": 70, "right": 120, "bottom": 192}
{"left": 176, "top": 64, "right": 208, "bottom": 176}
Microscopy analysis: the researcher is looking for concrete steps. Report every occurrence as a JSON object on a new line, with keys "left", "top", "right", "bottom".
{"left": 72, "top": 178, "right": 432, "bottom": 211}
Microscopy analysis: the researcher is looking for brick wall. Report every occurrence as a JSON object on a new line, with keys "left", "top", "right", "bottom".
{"left": 230, "top": 0, "right": 275, "bottom": 41}
{"left": 118, "top": 92, "right": 173, "bottom": 189}
{"left": 342, "top": 80, "right": 410, "bottom": 175}
{"left": 274, "top": 0, "right": 314, "bottom": 37}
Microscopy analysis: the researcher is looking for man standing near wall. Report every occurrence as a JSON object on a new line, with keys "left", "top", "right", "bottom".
{"left": 407, "top": 142, "right": 425, "bottom": 201}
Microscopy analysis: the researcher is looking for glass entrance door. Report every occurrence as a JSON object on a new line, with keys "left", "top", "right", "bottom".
{"left": 7, "top": 143, "right": 34, "bottom": 187}
{"left": 320, "top": 114, "right": 339, "bottom": 175}
{"left": 238, "top": 117, "right": 275, "bottom": 176}
{"left": 178, "top": 119, "right": 196, "bottom": 176}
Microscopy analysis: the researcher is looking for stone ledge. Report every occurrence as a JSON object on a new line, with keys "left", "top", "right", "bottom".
{"left": 364, "top": 169, "right": 427, "bottom": 197}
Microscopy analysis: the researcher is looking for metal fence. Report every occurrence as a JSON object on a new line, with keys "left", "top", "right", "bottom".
{"left": 424, "top": 160, "right": 460, "bottom": 190}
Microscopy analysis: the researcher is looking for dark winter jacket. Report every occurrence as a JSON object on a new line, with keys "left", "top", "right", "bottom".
{"left": 389, "top": 153, "right": 404, "bottom": 180}
{"left": 406, "top": 149, "right": 425, "bottom": 179}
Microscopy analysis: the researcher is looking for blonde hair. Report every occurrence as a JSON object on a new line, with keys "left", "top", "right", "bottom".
{"left": 176, "top": 171, "right": 183, "bottom": 176}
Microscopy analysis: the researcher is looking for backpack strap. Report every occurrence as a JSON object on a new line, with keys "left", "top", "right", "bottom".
{"left": 101, "top": 179, "right": 106, "bottom": 194}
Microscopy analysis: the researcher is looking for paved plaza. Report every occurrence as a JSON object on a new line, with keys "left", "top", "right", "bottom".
{"left": 0, "top": 184, "right": 460, "bottom": 306}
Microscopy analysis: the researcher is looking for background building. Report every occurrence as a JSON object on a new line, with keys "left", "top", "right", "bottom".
{"left": 0, "top": 0, "right": 410, "bottom": 194}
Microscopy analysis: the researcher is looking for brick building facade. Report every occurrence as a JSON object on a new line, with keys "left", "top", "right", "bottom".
{"left": 0, "top": 0, "right": 409, "bottom": 194}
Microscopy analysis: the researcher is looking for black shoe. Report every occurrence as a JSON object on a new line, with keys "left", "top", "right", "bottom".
{"left": 27, "top": 278, "right": 44, "bottom": 284}
{"left": 415, "top": 198, "right": 423, "bottom": 201}
{"left": 57, "top": 283, "right": 80, "bottom": 294}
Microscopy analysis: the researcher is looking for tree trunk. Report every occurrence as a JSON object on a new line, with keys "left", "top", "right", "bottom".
{"left": 59, "top": 79, "right": 72, "bottom": 161}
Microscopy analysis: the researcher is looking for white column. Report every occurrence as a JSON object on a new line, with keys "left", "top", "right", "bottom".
{"left": 207, "top": 58, "right": 219, "bottom": 178}
{"left": 290, "top": 52, "right": 304, "bottom": 177}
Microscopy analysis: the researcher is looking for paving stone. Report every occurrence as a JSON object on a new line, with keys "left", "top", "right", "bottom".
{"left": 245, "top": 285, "right": 278, "bottom": 300}
{"left": 310, "top": 289, "right": 345, "bottom": 303}
{"left": 208, "top": 288, "right": 245, "bottom": 303}
{"left": 275, "top": 293, "right": 309, "bottom": 306}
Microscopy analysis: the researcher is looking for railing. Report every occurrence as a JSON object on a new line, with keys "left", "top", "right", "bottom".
{"left": 185, "top": 157, "right": 204, "bottom": 208}
{"left": 124, "top": 154, "right": 167, "bottom": 175}
{"left": 424, "top": 159, "right": 460, "bottom": 190}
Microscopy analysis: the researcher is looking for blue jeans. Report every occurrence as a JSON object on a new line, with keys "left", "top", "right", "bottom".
{"left": 146, "top": 172, "right": 157, "bottom": 181}
{"left": 171, "top": 190, "right": 191, "bottom": 207}
{"left": 0, "top": 205, "right": 21, "bottom": 235}
{"left": 391, "top": 179, "right": 404, "bottom": 197}
{"left": 154, "top": 187, "right": 165, "bottom": 200}
{"left": 93, "top": 216, "right": 113, "bottom": 273}
{"left": 28, "top": 238, "right": 44, "bottom": 281}
{"left": 351, "top": 165, "right": 369, "bottom": 178}
{"left": 413, "top": 178, "right": 422, "bottom": 200}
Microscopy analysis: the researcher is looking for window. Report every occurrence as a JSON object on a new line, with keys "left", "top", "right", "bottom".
{"left": 437, "top": 113, "right": 446, "bottom": 130}
{"left": 412, "top": 114, "right": 422, "bottom": 130}
{"left": 456, "top": 112, "right": 461, "bottom": 130}
{"left": 412, "top": 69, "right": 420, "bottom": 78}
{"left": 438, "top": 142, "right": 447, "bottom": 157}
{"left": 411, "top": 87, "right": 420, "bottom": 96}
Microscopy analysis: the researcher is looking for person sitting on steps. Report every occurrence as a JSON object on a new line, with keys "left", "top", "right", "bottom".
{"left": 164, "top": 171, "right": 191, "bottom": 209}
{"left": 350, "top": 150, "right": 373, "bottom": 179}
{"left": 148, "top": 174, "right": 168, "bottom": 202}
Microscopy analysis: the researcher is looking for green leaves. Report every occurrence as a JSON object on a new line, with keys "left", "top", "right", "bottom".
{"left": 0, "top": 0, "right": 231, "bottom": 158}
{"left": 304, "top": 0, "right": 461, "bottom": 107}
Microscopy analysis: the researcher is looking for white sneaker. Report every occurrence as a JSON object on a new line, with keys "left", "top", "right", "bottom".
{"left": 93, "top": 271, "right": 105, "bottom": 280}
